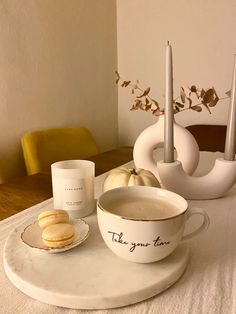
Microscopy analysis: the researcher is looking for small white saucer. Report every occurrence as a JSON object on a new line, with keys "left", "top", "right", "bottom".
{"left": 21, "top": 219, "right": 90, "bottom": 253}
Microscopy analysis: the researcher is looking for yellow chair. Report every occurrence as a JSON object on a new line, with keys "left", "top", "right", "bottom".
{"left": 21, "top": 127, "right": 99, "bottom": 175}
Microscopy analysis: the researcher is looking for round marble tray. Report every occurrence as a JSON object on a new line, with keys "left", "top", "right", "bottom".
{"left": 3, "top": 213, "right": 189, "bottom": 310}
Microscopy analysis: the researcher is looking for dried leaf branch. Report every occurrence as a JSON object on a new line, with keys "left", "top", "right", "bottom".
{"left": 115, "top": 71, "right": 229, "bottom": 116}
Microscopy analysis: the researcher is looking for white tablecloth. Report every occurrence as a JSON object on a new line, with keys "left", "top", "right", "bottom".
{"left": 1, "top": 152, "right": 236, "bottom": 314}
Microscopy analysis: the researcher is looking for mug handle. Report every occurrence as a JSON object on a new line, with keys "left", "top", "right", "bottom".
{"left": 182, "top": 207, "right": 210, "bottom": 241}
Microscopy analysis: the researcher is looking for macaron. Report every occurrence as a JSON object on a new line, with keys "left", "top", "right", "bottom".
{"left": 38, "top": 209, "right": 69, "bottom": 229}
{"left": 42, "top": 223, "right": 75, "bottom": 248}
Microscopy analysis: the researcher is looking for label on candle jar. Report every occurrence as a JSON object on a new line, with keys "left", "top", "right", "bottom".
{"left": 61, "top": 178, "right": 93, "bottom": 212}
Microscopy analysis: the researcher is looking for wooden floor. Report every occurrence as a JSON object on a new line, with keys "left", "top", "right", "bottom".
{"left": 0, "top": 147, "right": 133, "bottom": 220}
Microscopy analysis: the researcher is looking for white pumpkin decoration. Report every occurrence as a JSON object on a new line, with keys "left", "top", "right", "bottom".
{"left": 103, "top": 167, "right": 160, "bottom": 192}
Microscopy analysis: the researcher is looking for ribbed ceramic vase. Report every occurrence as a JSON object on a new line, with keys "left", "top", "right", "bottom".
{"left": 133, "top": 115, "right": 200, "bottom": 181}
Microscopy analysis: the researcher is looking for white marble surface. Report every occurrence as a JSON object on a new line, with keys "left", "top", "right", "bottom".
{"left": 3, "top": 209, "right": 189, "bottom": 309}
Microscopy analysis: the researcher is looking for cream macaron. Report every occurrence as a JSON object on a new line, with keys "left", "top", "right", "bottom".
{"left": 38, "top": 209, "right": 69, "bottom": 229}
{"left": 42, "top": 223, "right": 75, "bottom": 248}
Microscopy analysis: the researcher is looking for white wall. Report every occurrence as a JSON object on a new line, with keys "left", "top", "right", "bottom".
{"left": 117, "top": 0, "right": 236, "bottom": 145}
{"left": 0, "top": 0, "right": 118, "bottom": 182}
{"left": 2, "top": 1, "right": 235, "bottom": 182}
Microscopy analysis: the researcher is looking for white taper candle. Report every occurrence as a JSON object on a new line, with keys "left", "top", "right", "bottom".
{"left": 224, "top": 55, "right": 236, "bottom": 161}
{"left": 164, "top": 41, "right": 174, "bottom": 163}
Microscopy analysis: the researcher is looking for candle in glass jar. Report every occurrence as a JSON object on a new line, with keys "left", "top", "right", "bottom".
{"left": 224, "top": 55, "right": 236, "bottom": 161}
{"left": 164, "top": 41, "right": 174, "bottom": 163}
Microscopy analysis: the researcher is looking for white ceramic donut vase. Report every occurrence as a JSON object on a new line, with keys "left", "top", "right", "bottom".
{"left": 133, "top": 115, "right": 200, "bottom": 180}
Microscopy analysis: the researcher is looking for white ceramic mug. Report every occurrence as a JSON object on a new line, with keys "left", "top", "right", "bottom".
{"left": 97, "top": 186, "right": 210, "bottom": 263}
{"left": 51, "top": 160, "right": 95, "bottom": 219}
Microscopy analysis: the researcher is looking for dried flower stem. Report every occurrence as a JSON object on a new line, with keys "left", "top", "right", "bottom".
{"left": 116, "top": 71, "right": 229, "bottom": 116}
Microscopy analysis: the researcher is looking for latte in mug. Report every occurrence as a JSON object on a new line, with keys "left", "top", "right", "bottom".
{"left": 105, "top": 196, "right": 180, "bottom": 220}
{"left": 97, "top": 186, "right": 210, "bottom": 263}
